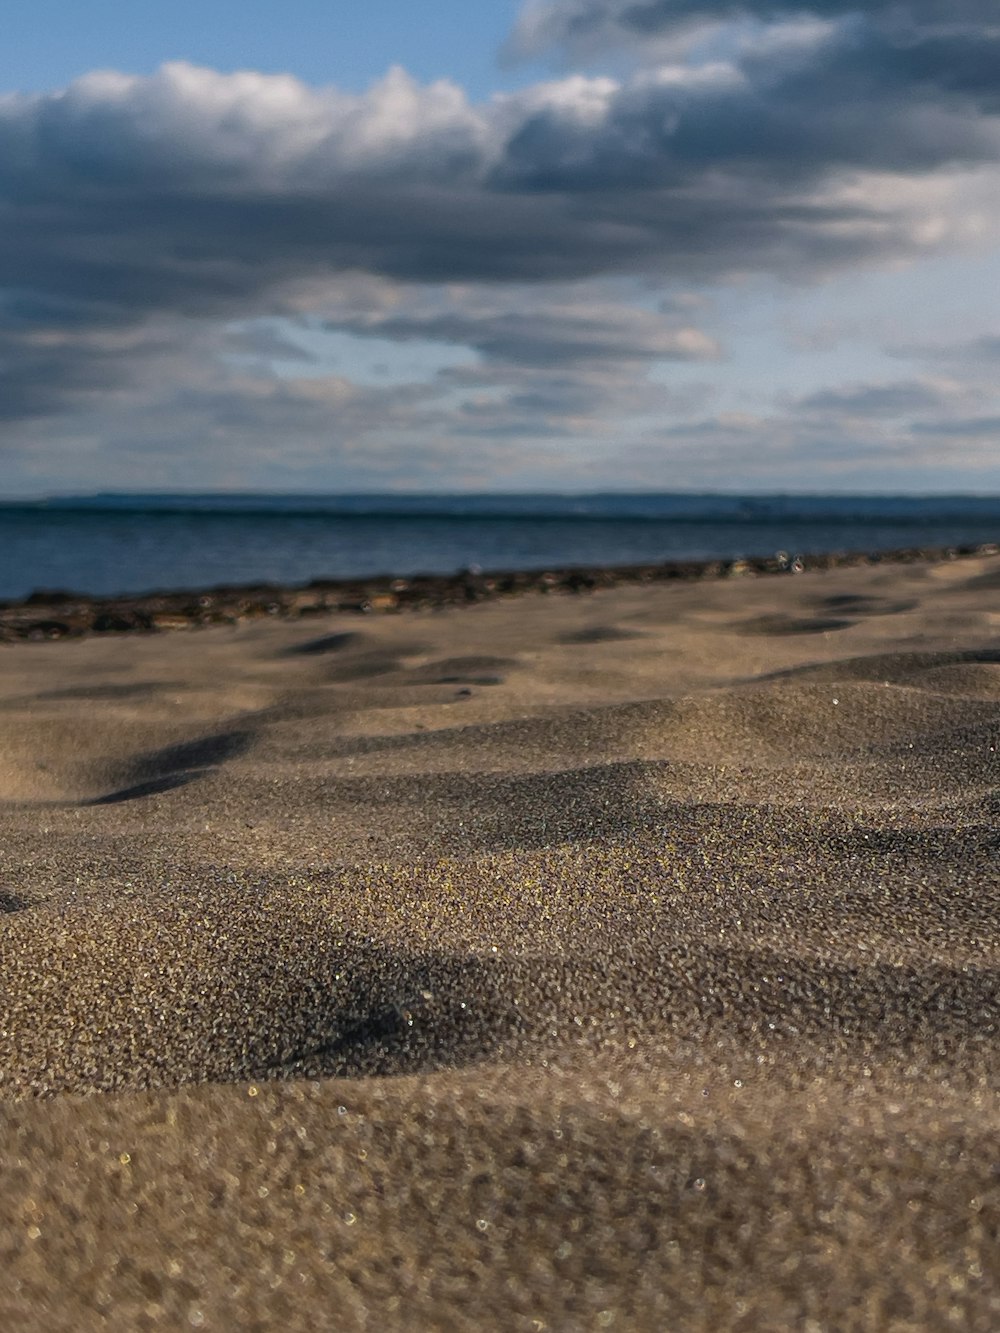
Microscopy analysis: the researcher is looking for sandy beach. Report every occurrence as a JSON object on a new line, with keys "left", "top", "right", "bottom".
{"left": 2, "top": 552, "right": 1000, "bottom": 1330}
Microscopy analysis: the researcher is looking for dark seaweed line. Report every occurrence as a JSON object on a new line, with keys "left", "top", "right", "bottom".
{"left": 1, "top": 541, "right": 997, "bottom": 644}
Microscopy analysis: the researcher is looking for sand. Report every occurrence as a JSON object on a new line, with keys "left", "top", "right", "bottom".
{"left": 2, "top": 554, "right": 1000, "bottom": 1330}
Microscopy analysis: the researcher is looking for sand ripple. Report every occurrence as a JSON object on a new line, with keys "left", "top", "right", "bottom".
{"left": 2, "top": 555, "right": 1000, "bottom": 1327}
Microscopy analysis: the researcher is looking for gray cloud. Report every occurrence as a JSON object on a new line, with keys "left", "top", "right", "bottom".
{"left": 910, "top": 414, "right": 1000, "bottom": 437}
{"left": 497, "top": 25, "right": 1000, "bottom": 196}
{"left": 0, "top": 332, "right": 118, "bottom": 421}
{"left": 621, "top": 393, "right": 1000, "bottom": 489}
{"left": 321, "top": 296, "right": 719, "bottom": 368}
{"left": 795, "top": 379, "right": 954, "bottom": 415}
{"left": 894, "top": 332, "right": 1000, "bottom": 366}
{"left": 0, "top": 299, "right": 185, "bottom": 423}
{"left": 959, "top": 335, "right": 1000, "bottom": 363}
{"left": 302, "top": 283, "right": 721, "bottom": 451}
{"left": 508, "top": 0, "right": 999, "bottom": 58}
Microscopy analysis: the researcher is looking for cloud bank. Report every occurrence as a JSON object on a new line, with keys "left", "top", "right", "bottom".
{"left": 2, "top": 0, "right": 1000, "bottom": 490}
{"left": 508, "top": 0, "right": 1000, "bottom": 58}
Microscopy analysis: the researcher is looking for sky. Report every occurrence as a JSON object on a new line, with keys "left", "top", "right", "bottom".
{"left": 2, "top": 0, "right": 1000, "bottom": 495}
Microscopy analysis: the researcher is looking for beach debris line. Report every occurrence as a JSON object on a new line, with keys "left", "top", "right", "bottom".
{"left": 1, "top": 543, "right": 997, "bottom": 642}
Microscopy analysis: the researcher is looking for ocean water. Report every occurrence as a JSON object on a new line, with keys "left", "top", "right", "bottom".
{"left": 2, "top": 492, "right": 1000, "bottom": 600}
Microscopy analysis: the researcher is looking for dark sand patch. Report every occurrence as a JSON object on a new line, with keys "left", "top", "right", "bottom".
{"left": 323, "top": 651, "right": 409, "bottom": 682}
{"left": 401, "top": 655, "right": 516, "bottom": 685}
{"left": 285, "top": 630, "right": 370, "bottom": 656}
{"left": 559, "top": 625, "right": 648, "bottom": 644}
{"left": 85, "top": 770, "right": 211, "bottom": 805}
{"left": 733, "top": 613, "right": 856, "bottom": 635}
{"left": 814, "top": 593, "right": 917, "bottom": 615}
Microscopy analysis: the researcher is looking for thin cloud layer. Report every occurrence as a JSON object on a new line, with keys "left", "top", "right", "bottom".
{"left": 320, "top": 291, "right": 719, "bottom": 368}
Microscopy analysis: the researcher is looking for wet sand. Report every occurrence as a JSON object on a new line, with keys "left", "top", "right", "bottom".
{"left": 2, "top": 553, "right": 1000, "bottom": 1329}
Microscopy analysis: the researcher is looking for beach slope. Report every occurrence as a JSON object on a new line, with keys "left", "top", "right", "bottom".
{"left": 2, "top": 554, "right": 1000, "bottom": 1329}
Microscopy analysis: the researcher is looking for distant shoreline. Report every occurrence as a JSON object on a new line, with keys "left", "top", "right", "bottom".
{"left": 6, "top": 489, "right": 1000, "bottom": 518}
{"left": 2, "top": 540, "right": 997, "bottom": 642}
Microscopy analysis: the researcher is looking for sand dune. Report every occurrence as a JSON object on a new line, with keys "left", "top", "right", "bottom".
{"left": 2, "top": 554, "right": 1000, "bottom": 1328}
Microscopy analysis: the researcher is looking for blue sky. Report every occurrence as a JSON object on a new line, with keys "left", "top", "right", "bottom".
{"left": 2, "top": 0, "right": 1000, "bottom": 494}
{"left": 5, "top": 1, "right": 541, "bottom": 98}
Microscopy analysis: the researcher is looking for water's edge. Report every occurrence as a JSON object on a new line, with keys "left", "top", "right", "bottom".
{"left": 5, "top": 492, "right": 1000, "bottom": 600}
{"left": 2, "top": 540, "right": 996, "bottom": 643}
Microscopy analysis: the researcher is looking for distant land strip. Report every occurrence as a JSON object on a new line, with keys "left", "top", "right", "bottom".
{"left": 2, "top": 542, "right": 998, "bottom": 643}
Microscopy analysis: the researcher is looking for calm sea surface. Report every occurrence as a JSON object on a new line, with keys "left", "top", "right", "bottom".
{"left": 2, "top": 493, "right": 1000, "bottom": 600}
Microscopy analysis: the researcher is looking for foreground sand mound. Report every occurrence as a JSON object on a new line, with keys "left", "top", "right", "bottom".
{"left": 2, "top": 554, "right": 1000, "bottom": 1328}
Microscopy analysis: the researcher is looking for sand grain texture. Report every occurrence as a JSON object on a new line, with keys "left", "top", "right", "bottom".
{"left": 2, "top": 556, "right": 1000, "bottom": 1330}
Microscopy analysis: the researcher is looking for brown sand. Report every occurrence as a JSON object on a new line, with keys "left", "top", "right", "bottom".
{"left": 2, "top": 555, "right": 1000, "bottom": 1330}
